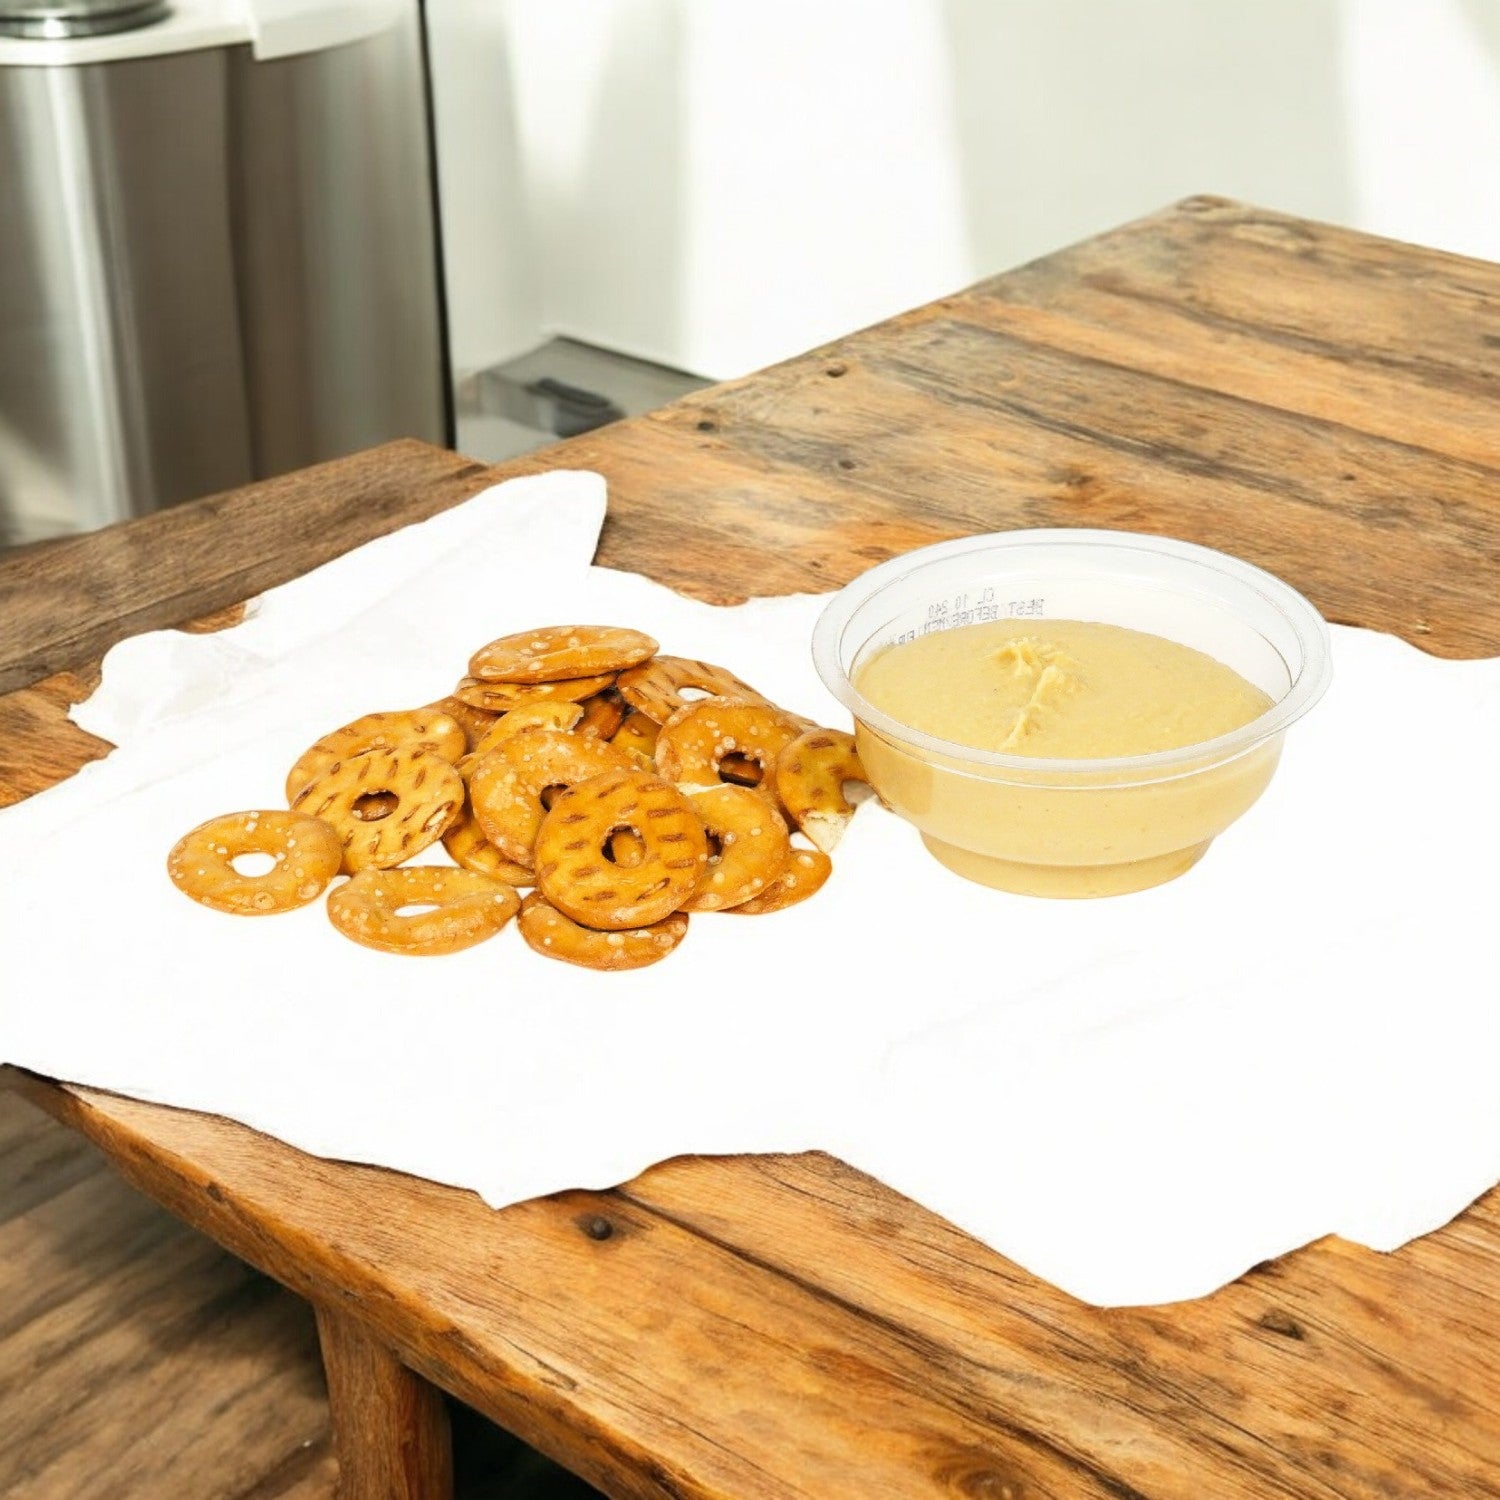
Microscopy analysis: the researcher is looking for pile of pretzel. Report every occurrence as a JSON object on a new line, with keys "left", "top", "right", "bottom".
{"left": 167, "top": 625, "right": 867, "bottom": 969}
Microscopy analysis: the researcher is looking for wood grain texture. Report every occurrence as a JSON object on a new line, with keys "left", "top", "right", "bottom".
{"left": 0, "top": 1087, "right": 336, "bottom": 1500}
{"left": 4, "top": 198, "right": 1500, "bottom": 1499}
{"left": 316, "top": 1306, "right": 453, "bottom": 1500}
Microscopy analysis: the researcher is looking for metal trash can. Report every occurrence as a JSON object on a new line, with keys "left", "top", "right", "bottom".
{"left": 0, "top": 0, "right": 447, "bottom": 546}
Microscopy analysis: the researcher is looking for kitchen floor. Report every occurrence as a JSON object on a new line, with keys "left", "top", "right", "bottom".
{"left": 0, "top": 1085, "right": 601, "bottom": 1499}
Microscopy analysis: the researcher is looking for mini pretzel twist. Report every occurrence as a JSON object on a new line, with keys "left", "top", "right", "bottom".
{"left": 168, "top": 810, "right": 343, "bottom": 915}
{"left": 517, "top": 891, "right": 688, "bottom": 971}
{"left": 291, "top": 745, "right": 464, "bottom": 873}
{"left": 773, "top": 728, "right": 868, "bottom": 852}
{"left": 285, "top": 709, "right": 465, "bottom": 804}
{"left": 468, "top": 625, "right": 657, "bottom": 683}
{"left": 682, "top": 784, "right": 790, "bottom": 911}
{"left": 469, "top": 729, "right": 636, "bottom": 866}
{"left": 327, "top": 867, "right": 520, "bottom": 955}
{"left": 534, "top": 768, "right": 709, "bottom": 930}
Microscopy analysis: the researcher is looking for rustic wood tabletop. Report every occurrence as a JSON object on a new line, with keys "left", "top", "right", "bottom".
{"left": 2, "top": 196, "right": 1498, "bottom": 1499}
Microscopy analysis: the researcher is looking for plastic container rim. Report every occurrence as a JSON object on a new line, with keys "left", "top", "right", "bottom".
{"left": 811, "top": 527, "right": 1333, "bottom": 779}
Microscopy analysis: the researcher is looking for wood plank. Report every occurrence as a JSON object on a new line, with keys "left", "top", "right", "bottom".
{"left": 0, "top": 439, "right": 520, "bottom": 696}
{"left": 0, "top": 1089, "right": 335, "bottom": 1500}
{"left": 315, "top": 1305, "right": 453, "bottom": 1500}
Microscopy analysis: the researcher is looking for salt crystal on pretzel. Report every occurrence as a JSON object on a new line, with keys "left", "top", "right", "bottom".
{"left": 168, "top": 810, "right": 343, "bottom": 915}
{"left": 517, "top": 891, "right": 688, "bottom": 971}
{"left": 468, "top": 625, "right": 657, "bottom": 684}
{"left": 682, "top": 784, "right": 791, "bottom": 911}
{"left": 327, "top": 867, "right": 520, "bottom": 956}
{"left": 724, "top": 845, "right": 833, "bottom": 915}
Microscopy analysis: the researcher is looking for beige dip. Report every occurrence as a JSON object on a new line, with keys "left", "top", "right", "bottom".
{"left": 851, "top": 620, "right": 1281, "bottom": 898}
{"left": 854, "top": 619, "right": 1272, "bottom": 759}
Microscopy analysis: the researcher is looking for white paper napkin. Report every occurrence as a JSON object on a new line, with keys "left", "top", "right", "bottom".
{"left": 2, "top": 470, "right": 1496, "bottom": 1307}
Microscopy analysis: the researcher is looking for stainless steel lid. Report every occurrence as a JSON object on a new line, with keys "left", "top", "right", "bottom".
{"left": 0, "top": 0, "right": 171, "bottom": 38}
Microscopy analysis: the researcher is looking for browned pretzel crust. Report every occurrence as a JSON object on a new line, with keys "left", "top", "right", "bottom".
{"left": 168, "top": 810, "right": 343, "bottom": 915}
{"left": 469, "top": 729, "right": 636, "bottom": 866}
{"left": 535, "top": 769, "right": 708, "bottom": 929}
{"left": 517, "top": 891, "right": 688, "bottom": 970}
{"left": 469, "top": 625, "right": 657, "bottom": 683}
{"left": 291, "top": 746, "right": 463, "bottom": 873}
{"left": 615, "top": 654, "right": 772, "bottom": 724}
{"left": 328, "top": 867, "right": 520, "bottom": 955}
{"left": 285, "top": 708, "right": 465, "bottom": 804}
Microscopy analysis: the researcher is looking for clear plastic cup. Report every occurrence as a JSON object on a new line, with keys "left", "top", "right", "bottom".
{"left": 812, "top": 529, "right": 1332, "bottom": 898}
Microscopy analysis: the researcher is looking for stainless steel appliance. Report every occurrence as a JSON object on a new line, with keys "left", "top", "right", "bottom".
{"left": 0, "top": 1, "right": 447, "bottom": 546}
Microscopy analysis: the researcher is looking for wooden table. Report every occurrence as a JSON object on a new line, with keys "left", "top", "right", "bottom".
{"left": 3, "top": 197, "right": 1499, "bottom": 1499}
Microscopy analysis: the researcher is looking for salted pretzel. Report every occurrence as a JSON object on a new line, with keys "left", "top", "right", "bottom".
{"left": 534, "top": 768, "right": 709, "bottom": 929}
{"left": 725, "top": 845, "right": 833, "bottom": 915}
{"left": 168, "top": 810, "right": 343, "bottom": 915}
{"left": 654, "top": 696, "right": 803, "bottom": 801}
{"left": 774, "top": 728, "right": 868, "bottom": 852}
{"left": 468, "top": 624, "right": 657, "bottom": 683}
{"left": 422, "top": 695, "right": 501, "bottom": 753}
{"left": 327, "top": 867, "right": 520, "bottom": 956}
{"left": 291, "top": 745, "right": 463, "bottom": 872}
{"left": 441, "top": 755, "right": 535, "bottom": 885}
{"left": 469, "top": 729, "right": 635, "bottom": 866}
{"left": 576, "top": 688, "right": 628, "bottom": 740}
{"left": 471, "top": 700, "right": 583, "bottom": 757}
{"left": 285, "top": 708, "right": 465, "bottom": 804}
{"left": 517, "top": 891, "right": 688, "bottom": 971}
{"left": 615, "top": 654, "right": 772, "bottom": 724}
{"left": 682, "top": 784, "right": 790, "bottom": 911}
{"left": 453, "top": 673, "right": 617, "bottom": 712}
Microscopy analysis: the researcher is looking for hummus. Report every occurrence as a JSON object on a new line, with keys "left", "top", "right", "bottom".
{"left": 850, "top": 619, "right": 1281, "bottom": 898}
{"left": 854, "top": 619, "right": 1272, "bottom": 758}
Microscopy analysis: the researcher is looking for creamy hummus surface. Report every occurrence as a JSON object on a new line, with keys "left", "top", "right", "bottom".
{"left": 854, "top": 619, "right": 1273, "bottom": 758}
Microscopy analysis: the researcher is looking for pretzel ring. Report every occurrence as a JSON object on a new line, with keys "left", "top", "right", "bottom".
{"left": 468, "top": 625, "right": 657, "bottom": 683}
{"left": 517, "top": 892, "right": 689, "bottom": 971}
{"left": 423, "top": 695, "right": 502, "bottom": 754}
{"left": 469, "top": 729, "right": 636, "bottom": 866}
{"left": 576, "top": 688, "right": 628, "bottom": 740}
{"left": 654, "top": 697, "right": 803, "bottom": 800}
{"left": 535, "top": 768, "right": 709, "bottom": 929}
{"left": 471, "top": 700, "right": 583, "bottom": 757}
{"left": 682, "top": 785, "right": 790, "bottom": 911}
{"left": 774, "top": 729, "right": 868, "bottom": 852}
{"left": 291, "top": 746, "right": 464, "bottom": 872}
{"left": 168, "top": 810, "right": 343, "bottom": 915}
{"left": 327, "top": 867, "right": 520, "bottom": 956}
{"left": 615, "top": 654, "right": 772, "bottom": 724}
{"left": 441, "top": 754, "right": 536, "bottom": 885}
{"left": 285, "top": 709, "right": 466, "bottom": 804}
{"left": 725, "top": 846, "right": 833, "bottom": 915}
{"left": 453, "top": 673, "right": 616, "bottom": 712}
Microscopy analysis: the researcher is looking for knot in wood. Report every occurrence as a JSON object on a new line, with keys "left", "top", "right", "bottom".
{"left": 583, "top": 1215, "right": 614, "bottom": 1242}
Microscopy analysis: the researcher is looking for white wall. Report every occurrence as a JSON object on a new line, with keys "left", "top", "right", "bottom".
{"left": 426, "top": 0, "right": 1500, "bottom": 382}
